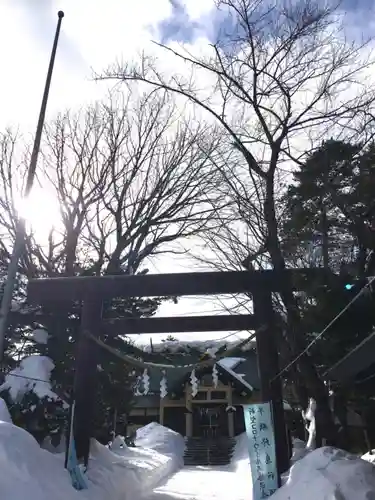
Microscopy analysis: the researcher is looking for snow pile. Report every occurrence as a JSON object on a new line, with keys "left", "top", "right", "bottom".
{"left": 231, "top": 432, "right": 251, "bottom": 471}
{"left": 0, "top": 414, "right": 185, "bottom": 500}
{"left": 0, "top": 355, "right": 59, "bottom": 402}
{"left": 362, "top": 450, "right": 375, "bottom": 464}
{"left": 0, "top": 420, "right": 84, "bottom": 500}
{"left": 232, "top": 434, "right": 375, "bottom": 500}
{"left": 88, "top": 423, "right": 184, "bottom": 499}
{"left": 136, "top": 422, "right": 185, "bottom": 462}
{"left": 0, "top": 397, "right": 12, "bottom": 423}
{"left": 273, "top": 447, "right": 375, "bottom": 500}
{"left": 290, "top": 438, "right": 310, "bottom": 464}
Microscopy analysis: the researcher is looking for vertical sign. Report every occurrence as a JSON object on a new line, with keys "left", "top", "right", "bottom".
{"left": 243, "top": 403, "right": 278, "bottom": 499}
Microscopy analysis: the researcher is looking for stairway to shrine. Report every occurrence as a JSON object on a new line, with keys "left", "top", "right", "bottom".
{"left": 183, "top": 437, "right": 236, "bottom": 466}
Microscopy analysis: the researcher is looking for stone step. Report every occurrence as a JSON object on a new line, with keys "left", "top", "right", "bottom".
{"left": 185, "top": 454, "right": 232, "bottom": 458}
{"left": 185, "top": 449, "right": 234, "bottom": 454}
{"left": 184, "top": 459, "right": 232, "bottom": 464}
{"left": 183, "top": 436, "right": 235, "bottom": 466}
{"left": 184, "top": 448, "right": 233, "bottom": 452}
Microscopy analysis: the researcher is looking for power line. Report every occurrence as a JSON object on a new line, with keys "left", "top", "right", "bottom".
{"left": 355, "top": 371, "right": 375, "bottom": 385}
{"left": 1, "top": 370, "right": 53, "bottom": 385}
{"left": 271, "top": 275, "right": 375, "bottom": 382}
{"left": 215, "top": 330, "right": 247, "bottom": 341}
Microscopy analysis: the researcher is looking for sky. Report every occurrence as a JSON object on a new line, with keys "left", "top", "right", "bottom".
{"left": 0, "top": 0, "right": 217, "bottom": 131}
{"left": 0, "top": 0, "right": 373, "bottom": 130}
{"left": 0, "top": 0, "right": 239, "bottom": 344}
{"left": 1, "top": 0, "right": 374, "bottom": 344}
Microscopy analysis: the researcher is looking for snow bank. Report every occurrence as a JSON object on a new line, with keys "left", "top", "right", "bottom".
{"left": 0, "top": 416, "right": 185, "bottom": 500}
{"left": 231, "top": 432, "right": 251, "bottom": 471}
{"left": 87, "top": 423, "right": 184, "bottom": 499}
{"left": 273, "top": 447, "right": 375, "bottom": 500}
{"left": 361, "top": 450, "right": 375, "bottom": 464}
{"left": 0, "top": 420, "right": 83, "bottom": 500}
{"left": 290, "top": 438, "right": 310, "bottom": 464}
{"left": 136, "top": 422, "right": 185, "bottom": 461}
{"left": 233, "top": 434, "right": 375, "bottom": 500}
{"left": 0, "top": 397, "right": 12, "bottom": 423}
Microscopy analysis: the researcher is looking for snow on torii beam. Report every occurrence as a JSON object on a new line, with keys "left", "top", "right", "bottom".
{"left": 27, "top": 268, "right": 329, "bottom": 303}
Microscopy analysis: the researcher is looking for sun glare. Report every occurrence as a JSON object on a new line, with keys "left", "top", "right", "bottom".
{"left": 16, "top": 186, "right": 61, "bottom": 241}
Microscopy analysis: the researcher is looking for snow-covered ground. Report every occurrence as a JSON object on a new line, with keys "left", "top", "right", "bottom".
{"left": 146, "top": 466, "right": 251, "bottom": 500}
{"left": 145, "top": 433, "right": 252, "bottom": 500}
{"left": 1, "top": 397, "right": 375, "bottom": 500}
{"left": 0, "top": 406, "right": 184, "bottom": 500}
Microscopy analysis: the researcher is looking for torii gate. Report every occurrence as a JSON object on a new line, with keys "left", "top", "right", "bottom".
{"left": 27, "top": 268, "right": 324, "bottom": 477}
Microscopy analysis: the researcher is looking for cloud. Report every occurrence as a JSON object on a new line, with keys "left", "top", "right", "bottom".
{"left": 339, "top": 0, "right": 375, "bottom": 38}
{"left": 0, "top": 0, "right": 176, "bottom": 131}
{"left": 156, "top": 0, "right": 235, "bottom": 44}
{"left": 157, "top": 0, "right": 201, "bottom": 43}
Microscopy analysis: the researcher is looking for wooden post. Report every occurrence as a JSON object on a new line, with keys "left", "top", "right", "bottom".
{"left": 185, "top": 411, "right": 193, "bottom": 437}
{"left": 72, "top": 295, "right": 102, "bottom": 467}
{"left": 160, "top": 400, "right": 164, "bottom": 426}
{"left": 253, "top": 290, "right": 290, "bottom": 479}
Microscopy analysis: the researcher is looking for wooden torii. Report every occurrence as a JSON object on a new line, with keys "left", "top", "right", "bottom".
{"left": 27, "top": 268, "right": 324, "bottom": 476}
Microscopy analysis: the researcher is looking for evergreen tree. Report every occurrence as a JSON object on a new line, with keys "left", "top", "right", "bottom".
{"left": 281, "top": 140, "right": 375, "bottom": 430}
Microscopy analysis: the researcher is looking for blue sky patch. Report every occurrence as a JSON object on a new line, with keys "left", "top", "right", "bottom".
{"left": 157, "top": 0, "right": 202, "bottom": 43}
{"left": 156, "top": 0, "right": 373, "bottom": 45}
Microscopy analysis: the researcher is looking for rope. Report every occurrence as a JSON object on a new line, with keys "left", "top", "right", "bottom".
{"left": 0, "top": 326, "right": 260, "bottom": 391}
{"left": 84, "top": 325, "right": 263, "bottom": 371}
{"left": 271, "top": 275, "right": 375, "bottom": 382}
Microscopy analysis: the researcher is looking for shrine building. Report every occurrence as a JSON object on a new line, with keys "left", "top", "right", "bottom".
{"left": 127, "top": 350, "right": 266, "bottom": 438}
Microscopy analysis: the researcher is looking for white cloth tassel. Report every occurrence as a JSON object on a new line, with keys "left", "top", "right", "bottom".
{"left": 212, "top": 364, "right": 219, "bottom": 388}
{"left": 142, "top": 369, "right": 150, "bottom": 395}
{"left": 135, "top": 376, "right": 142, "bottom": 396}
{"left": 160, "top": 370, "right": 168, "bottom": 399}
{"left": 190, "top": 369, "right": 198, "bottom": 397}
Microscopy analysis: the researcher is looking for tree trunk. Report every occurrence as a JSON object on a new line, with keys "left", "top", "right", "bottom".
{"left": 333, "top": 390, "right": 350, "bottom": 450}
{"left": 264, "top": 167, "right": 337, "bottom": 445}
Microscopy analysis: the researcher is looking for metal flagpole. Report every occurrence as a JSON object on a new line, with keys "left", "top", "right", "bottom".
{"left": 0, "top": 11, "right": 65, "bottom": 365}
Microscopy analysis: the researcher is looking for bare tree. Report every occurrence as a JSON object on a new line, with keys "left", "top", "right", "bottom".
{"left": 99, "top": 0, "right": 375, "bottom": 442}
{"left": 0, "top": 89, "right": 223, "bottom": 282}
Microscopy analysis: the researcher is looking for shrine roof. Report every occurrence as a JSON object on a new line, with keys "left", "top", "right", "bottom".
{"left": 133, "top": 348, "right": 259, "bottom": 402}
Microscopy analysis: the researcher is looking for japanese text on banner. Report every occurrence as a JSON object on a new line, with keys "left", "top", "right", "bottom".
{"left": 243, "top": 402, "right": 278, "bottom": 499}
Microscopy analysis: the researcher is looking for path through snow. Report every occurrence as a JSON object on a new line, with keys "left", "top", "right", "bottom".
{"left": 145, "top": 465, "right": 252, "bottom": 500}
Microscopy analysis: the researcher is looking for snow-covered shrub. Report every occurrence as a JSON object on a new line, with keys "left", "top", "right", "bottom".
{"left": 0, "top": 353, "right": 68, "bottom": 445}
